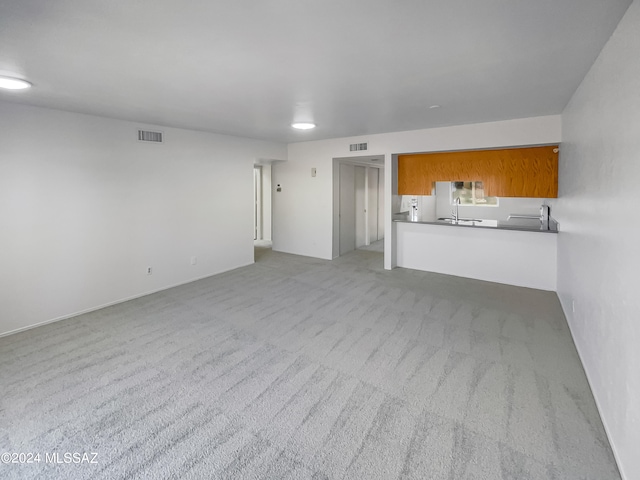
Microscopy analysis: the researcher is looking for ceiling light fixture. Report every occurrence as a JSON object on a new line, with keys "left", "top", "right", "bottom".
{"left": 0, "top": 76, "right": 32, "bottom": 90}
{"left": 429, "top": 104, "right": 441, "bottom": 109}
{"left": 291, "top": 122, "right": 316, "bottom": 130}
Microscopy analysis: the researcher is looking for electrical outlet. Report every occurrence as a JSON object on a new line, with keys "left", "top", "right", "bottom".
{"left": 147, "top": 266, "right": 152, "bottom": 275}
{"left": 190, "top": 256, "right": 197, "bottom": 265}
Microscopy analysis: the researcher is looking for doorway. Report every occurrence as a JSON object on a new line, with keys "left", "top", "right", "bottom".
{"left": 253, "top": 164, "right": 274, "bottom": 264}
{"left": 253, "top": 166, "right": 262, "bottom": 241}
{"left": 334, "top": 156, "right": 385, "bottom": 257}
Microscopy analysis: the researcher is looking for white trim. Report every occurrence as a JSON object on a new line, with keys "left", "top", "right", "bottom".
{"left": 559, "top": 296, "right": 627, "bottom": 479}
{"left": 0, "top": 262, "right": 254, "bottom": 339}
{"left": 254, "top": 166, "right": 263, "bottom": 240}
{"left": 332, "top": 155, "right": 385, "bottom": 258}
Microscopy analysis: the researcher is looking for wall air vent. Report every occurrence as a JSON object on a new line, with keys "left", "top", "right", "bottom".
{"left": 137, "top": 130, "right": 163, "bottom": 143}
{"left": 349, "top": 142, "right": 368, "bottom": 152}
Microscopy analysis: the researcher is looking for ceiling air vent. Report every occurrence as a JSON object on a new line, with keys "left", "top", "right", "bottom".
{"left": 138, "top": 129, "right": 163, "bottom": 143}
{"left": 349, "top": 142, "right": 367, "bottom": 152}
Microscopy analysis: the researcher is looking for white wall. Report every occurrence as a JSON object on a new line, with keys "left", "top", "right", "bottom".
{"left": 274, "top": 115, "right": 561, "bottom": 263}
{"left": 0, "top": 101, "right": 286, "bottom": 336}
{"left": 553, "top": 2, "right": 639, "bottom": 478}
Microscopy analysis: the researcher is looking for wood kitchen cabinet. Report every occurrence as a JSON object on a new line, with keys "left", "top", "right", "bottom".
{"left": 397, "top": 145, "right": 558, "bottom": 197}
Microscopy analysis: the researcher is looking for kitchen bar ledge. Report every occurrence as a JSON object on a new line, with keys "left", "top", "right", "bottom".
{"left": 393, "top": 220, "right": 557, "bottom": 290}
{"left": 393, "top": 215, "right": 558, "bottom": 234}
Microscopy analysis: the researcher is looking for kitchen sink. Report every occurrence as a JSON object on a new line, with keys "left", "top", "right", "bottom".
{"left": 437, "top": 217, "right": 484, "bottom": 223}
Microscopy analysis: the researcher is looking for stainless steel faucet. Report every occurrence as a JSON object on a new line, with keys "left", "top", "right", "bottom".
{"left": 452, "top": 197, "right": 460, "bottom": 223}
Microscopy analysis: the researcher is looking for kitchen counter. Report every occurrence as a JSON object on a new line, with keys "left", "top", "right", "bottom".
{"left": 393, "top": 217, "right": 558, "bottom": 290}
{"left": 393, "top": 213, "right": 558, "bottom": 233}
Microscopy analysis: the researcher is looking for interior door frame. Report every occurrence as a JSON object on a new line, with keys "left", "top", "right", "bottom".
{"left": 339, "top": 163, "right": 357, "bottom": 255}
{"left": 332, "top": 155, "right": 385, "bottom": 259}
{"left": 253, "top": 166, "right": 262, "bottom": 241}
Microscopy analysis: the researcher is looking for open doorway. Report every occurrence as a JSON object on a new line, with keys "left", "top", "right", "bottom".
{"left": 253, "top": 164, "right": 273, "bottom": 261}
{"left": 253, "top": 166, "right": 262, "bottom": 241}
{"left": 333, "top": 155, "right": 385, "bottom": 258}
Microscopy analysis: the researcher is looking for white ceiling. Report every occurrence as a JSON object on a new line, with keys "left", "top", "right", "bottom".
{"left": 0, "top": 0, "right": 632, "bottom": 143}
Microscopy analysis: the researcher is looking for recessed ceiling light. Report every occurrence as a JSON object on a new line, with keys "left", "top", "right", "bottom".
{"left": 0, "top": 76, "right": 32, "bottom": 90}
{"left": 429, "top": 105, "right": 441, "bottom": 109}
{"left": 291, "top": 122, "right": 316, "bottom": 130}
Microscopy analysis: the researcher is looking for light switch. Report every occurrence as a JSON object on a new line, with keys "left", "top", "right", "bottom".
{"left": 311, "top": 168, "right": 317, "bottom": 177}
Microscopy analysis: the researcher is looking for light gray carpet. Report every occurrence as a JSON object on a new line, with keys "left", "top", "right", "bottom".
{"left": 0, "top": 248, "right": 620, "bottom": 479}
{"left": 357, "top": 239, "right": 384, "bottom": 252}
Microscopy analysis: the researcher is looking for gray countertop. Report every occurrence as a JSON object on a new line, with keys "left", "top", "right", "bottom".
{"left": 393, "top": 214, "right": 558, "bottom": 234}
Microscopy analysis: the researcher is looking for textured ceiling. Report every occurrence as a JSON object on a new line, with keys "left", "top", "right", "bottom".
{"left": 0, "top": 0, "right": 632, "bottom": 143}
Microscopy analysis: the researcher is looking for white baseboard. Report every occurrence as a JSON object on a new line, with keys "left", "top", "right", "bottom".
{"left": 0, "top": 262, "right": 254, "bottom": 339}
{"left": 558, "top": 294, "right": 627, "bottom": 480}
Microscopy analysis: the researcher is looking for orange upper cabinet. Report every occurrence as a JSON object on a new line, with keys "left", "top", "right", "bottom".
{"left": 397, "top": 145, "right": 558, "bottom": 197}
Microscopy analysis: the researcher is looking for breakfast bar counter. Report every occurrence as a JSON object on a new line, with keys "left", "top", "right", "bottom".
{"left": 393, "top": 219, "right": 558, "bottom": 291}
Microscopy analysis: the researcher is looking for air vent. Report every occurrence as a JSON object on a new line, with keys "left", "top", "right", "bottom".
{"left": 349, "top": 142, "right": 367, "bottom": 152}
{"left": 138, "top": 129, "right": 163, "bottom": 143}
